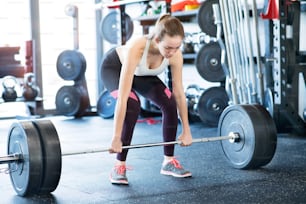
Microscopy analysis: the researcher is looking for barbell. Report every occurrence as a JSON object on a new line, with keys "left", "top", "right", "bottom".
{"left": 0, "top": 104, "right": 277, "bottom": 197}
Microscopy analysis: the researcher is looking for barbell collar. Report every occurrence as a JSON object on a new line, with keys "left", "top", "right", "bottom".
{"left": 193, "top": 133, "right": 239, "bottom": 144}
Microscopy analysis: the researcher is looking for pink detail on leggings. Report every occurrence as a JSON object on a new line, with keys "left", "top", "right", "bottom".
{"left": 110, "top": 90, "right": 138, "bottom": 101}
{"left": 164, "top": 88, "right": 172, "bottom": 99}
{"left": 110, "top": 90, "right": 118, "bottom": 98}
{"left": 129, "top": 92, "right": 138, "bottom": 101}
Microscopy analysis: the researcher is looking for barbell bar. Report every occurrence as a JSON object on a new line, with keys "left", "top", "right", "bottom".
{"left": 60, "top": 133, "right": 239, "bottom": 157}
{"left": 0, "top": 133, "right": 239, "bottom": 163}
{"left": 0, "top": 154, "right": 20, "bottom": 164}
{"left": 0, "top": 104, "right": 277, "bottom": 197}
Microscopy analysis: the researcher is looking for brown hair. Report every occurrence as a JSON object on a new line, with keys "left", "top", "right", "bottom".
{"left": 153, "top": 13, "right": 185, "bottom": 40}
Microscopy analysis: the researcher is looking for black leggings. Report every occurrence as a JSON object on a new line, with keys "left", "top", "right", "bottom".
{"left": 100, "top": 48, "right": 178, "bottom": 161}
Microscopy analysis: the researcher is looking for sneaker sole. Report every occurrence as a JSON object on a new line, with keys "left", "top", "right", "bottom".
{"left": 160, "top": 170, "right": 192, "bottom": 178}
{"left": 109, "top": 176, "right": 129, "bottom": 185}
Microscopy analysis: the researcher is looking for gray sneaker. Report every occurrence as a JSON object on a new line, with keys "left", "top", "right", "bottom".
{"left": 109, "top": 165, "right": 129, "bottom": 185}
{"left": 160, "top": 158, "right": 192, "bottom": 178}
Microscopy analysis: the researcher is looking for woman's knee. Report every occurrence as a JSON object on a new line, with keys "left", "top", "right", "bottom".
{"left": 126, "top": 93, "right": 141, "bottom": 116}
{"left": 111, "top": 90, "right": 141, "bottom": 118}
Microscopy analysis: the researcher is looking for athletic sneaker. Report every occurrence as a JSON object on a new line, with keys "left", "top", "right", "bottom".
{"left": 160, "top": 158, "right": 192, "bottom": 178}
{"left": 109, "top": 165, "right": 129, "bottom": 185}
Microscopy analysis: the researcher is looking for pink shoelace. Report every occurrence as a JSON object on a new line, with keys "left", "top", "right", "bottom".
{"left": 114, "top": 165, "right": 132, "bottom": 175}
{"left": 168, "top": 158, "right": 183, "bottom": 169}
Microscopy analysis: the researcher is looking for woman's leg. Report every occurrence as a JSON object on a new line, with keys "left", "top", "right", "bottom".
{"left": 133, "top": 76, "right": 191, "bottom": 178}
{"left": 100, "top": 48, "right": 140, "bottom": 162}
{"left": 133, "top": 76, "right": 178, "bottom": 156}
{"left": 110, "top": 91, "right": 141, "bottom": 161}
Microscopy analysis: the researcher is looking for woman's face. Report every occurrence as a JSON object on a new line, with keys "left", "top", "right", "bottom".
{"left": 157, "top": 35, "right": 182, "bottom": 59}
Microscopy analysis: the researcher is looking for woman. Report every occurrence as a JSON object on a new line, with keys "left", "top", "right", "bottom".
{"left": 101, "top": 14, "right": 193, "bottom": 185}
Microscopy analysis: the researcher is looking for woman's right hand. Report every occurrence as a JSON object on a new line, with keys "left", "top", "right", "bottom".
{"left": 109, "top": 137, "right": 123, "bottom": 153}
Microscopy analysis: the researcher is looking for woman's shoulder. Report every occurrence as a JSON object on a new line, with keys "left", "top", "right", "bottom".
{"left": 120, "top": 36, "right": 148, "bottom": 57}
{"left": 126, "top": 35, "right": 148, "bottom": 49}
{"left": 117, "top": 36, "right": 148, "bottom": 61}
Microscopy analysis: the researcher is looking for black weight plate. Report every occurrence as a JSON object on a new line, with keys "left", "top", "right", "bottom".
{"left": 7, "top": 121, "right": 43, "bottom": 196}
{"left": 100, "top": 11, "right": 134, "bottom": 44}
{"left": 218, "top": 104, "right": 277, "bottom": 169}
{"left": 197, "top": 0, "right": 219, "bottom": 37}
{"left": 74, "top": 84, "right": 91, "bottom": 117}
{"left": 252, "top": 104, "right": 277, "bottom": 167}
{"left": 97, "top": 90, "right": 116, "bottom": 119}
{"left": 273, "top": 107, "right": 292, "bottom": 133}
{"left": 32, "top": 120, "right": 62, "bottom": 194}
{"left": 56, "top": 50, "right": 86, "bottom": 81}
{"left": 197, "top": 86, "right": 229, "bottom": 126}
{"left": 195, "top": 41, "right": 225, "bottom": 82}
{"left": 55, "top": 86, "right": 81, "bottom": 116}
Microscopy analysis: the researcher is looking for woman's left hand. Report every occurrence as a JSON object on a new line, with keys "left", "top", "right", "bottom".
{"left": 178, "top": 133, "right": 193, "bottom": 146}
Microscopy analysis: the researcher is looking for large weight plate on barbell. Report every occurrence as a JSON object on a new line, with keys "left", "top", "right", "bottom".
{"left": 55, "top": 86, "right": 81, "bottom": 116}
{"left": 97, "top": 90, "right": 116, "bottom": 119}
{"left": 252, "top": 104, "right": 278, "bottom": 167}
{"left": 7, "top": 121, "right": 43, "bottom": 196}
{"left": 197, "top": 0, "right": 219, "bottom": 37}
{"left": 100, "top": 11, "right": 134, "bottom": 44}
{"left": 198, "top": 86, "right": 229, "bottom": 126}
{"left": 32, "top": 120, "right": 62, "bottom": 194}
{"left": 195, "top": 41, "right": 225, "bottom": 82}
{"left": 56, "top": 50, "right": 86, "bottom": 81}
{"left": 218, "top": 104, "right": 277, "bottom": 169}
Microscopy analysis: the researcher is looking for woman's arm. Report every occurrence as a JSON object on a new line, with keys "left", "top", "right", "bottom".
{"left": 169, "top": 50, "right": 193, "bottom": 145}
{"left": 110, "top": 37, "right": 146, "bottom": 153}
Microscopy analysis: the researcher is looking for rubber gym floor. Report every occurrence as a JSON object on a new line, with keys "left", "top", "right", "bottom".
{"left": 0, "top": 113, "right": 306, "bottom": 204}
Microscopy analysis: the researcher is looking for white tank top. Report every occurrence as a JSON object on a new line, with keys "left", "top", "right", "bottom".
{"left": 134, "top": 39, "right": 169, "bottom": 76}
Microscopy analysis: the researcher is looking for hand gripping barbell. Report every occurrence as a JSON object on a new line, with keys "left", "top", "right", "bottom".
{"left": 0, "top": 104, "right": 277, "bottom": 197}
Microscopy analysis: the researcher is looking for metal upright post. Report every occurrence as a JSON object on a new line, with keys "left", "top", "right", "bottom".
{"left": 95, "top": 0, "right": 104, "bottom": 96}
{"left": 29, "top": 0, "right": 44, "bottom": 113}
